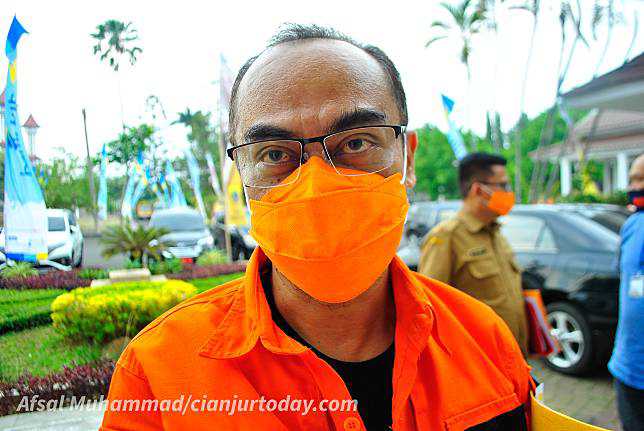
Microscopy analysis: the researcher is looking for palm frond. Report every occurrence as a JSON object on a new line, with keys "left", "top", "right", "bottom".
{"left": 425, "top": 35, "right": 449, "bottom": 47}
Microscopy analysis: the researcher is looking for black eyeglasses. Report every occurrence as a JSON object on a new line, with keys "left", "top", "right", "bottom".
{"left": 227, "top": 125, "right": 406, "bottom": 189}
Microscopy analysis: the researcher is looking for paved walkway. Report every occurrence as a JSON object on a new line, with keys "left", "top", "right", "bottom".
{"left": 0, "top": 361, "right": 620, "bottom": 430}
{"left": 529, "top": 359, "right": 619, "bottom": 430}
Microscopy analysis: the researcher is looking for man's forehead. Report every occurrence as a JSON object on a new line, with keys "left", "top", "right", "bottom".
{"left": 233, "top": 39, "right": 396, "bottom": 138}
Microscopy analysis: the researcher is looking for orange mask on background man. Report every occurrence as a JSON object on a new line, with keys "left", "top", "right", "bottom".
{"left": 249, "top": 156, "right": 409, "bottom": 303}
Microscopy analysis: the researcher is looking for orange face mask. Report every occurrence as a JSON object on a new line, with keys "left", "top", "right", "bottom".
{"left": 486, "top": 190, "right": 515, "bottom": 216}
{"left": 249, "top": 157, "right": 409, "bottom": 303}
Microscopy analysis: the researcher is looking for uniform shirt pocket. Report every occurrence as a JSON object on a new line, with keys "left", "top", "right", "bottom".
{"left": 467, "top": 258, "right": 501, "bottom": 279}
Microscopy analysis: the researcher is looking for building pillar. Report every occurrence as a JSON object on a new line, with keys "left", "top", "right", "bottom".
{"left": 560, "top": 157, "right": 572, "bottom": 196}
{"left": 616, "top": 152, "right": 629, "bottom": 191}
{"left": 603, "top": 161, "right": 613, "bottom": 194}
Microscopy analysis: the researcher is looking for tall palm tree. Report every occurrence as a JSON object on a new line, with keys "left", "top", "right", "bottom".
{"left": 510, "top": 0, "right": 540, "bottom": 202}
{"left": 91, "top": 20, "right": 142, "bottom": 72}
{"left": 426, "top": 0, "right": 485, "bottom": 148}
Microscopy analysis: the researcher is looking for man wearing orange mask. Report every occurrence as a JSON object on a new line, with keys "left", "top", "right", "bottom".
{"left": 102, "top": 26, "right": 533, "bottom": 431}
{"left": 418, "top": 152, "right": 528, "bottom": 356}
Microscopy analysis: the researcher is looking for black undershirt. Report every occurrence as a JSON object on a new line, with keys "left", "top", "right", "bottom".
{"left": 260, "top": 266, "right": 394, "bottom": 431}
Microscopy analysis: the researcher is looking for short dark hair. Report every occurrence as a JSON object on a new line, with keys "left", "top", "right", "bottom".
{"left": 458, "top": 152, "right": 507, "bottom": 197}
{"left": 228, "top": 23, "right": 408, "bottom": 145}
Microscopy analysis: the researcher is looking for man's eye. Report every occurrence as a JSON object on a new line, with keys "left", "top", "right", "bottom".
{"left": 262, "top": 149, "right": 290, "bottom": 163}
{"left": 341, "top": 137, "right": 373, "bottom": 154}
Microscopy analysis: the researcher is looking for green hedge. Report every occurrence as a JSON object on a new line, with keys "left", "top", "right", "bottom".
{"left": 0, "top": 289, "right": 66, "bottom": 335}
{"left": 51, "top": 280, "right": 197, "bottom": 343}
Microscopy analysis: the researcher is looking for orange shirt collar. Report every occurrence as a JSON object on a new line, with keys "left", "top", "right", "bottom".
{"left": 199, "top": 248, "right": 449, "bottom": 360}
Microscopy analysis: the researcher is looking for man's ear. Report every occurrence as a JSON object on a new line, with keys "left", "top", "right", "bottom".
{"left": 404, "top": 131, "right": 417, "bottom": 189}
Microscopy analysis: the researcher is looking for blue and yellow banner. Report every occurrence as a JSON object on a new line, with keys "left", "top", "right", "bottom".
{"left": 184, "top": 148, "right": 206, "bottom": 218}
{"left": 441, "top": 94, "right": 468, "bottom": 160}
{"left": 165, "top": 160, "right": 187, "bottom": 208}
{"left": 3, "top": 17, "right": 48, "bottom": 262}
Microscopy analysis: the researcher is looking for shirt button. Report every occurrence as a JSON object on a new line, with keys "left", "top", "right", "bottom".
{"left": 343, "top": 417, "right": 361, "bottom": 430}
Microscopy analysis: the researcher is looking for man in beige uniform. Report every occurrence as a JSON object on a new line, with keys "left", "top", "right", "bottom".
{"left": 418, "top": 152, "right": 528, "bottom": 356}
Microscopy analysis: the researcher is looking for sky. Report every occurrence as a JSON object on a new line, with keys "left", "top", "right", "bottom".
{"left": 2, "top": 0, "right": 643, "bottom": 163}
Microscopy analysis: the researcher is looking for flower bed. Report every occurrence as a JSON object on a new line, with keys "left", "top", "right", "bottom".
{"left": 0, "top": 262, "right": 247, "bottom": 291}
{"left": 52, "top": 279, "right": 197, "bottom": 343}
{"left": 0, "top": 359, "right": 114, "bottom": 417}
{"left": 169, "top": 261, "right": 247, "bottom": 281}
{"left": 0, "top": 271, "right": 91, "bottom": 291}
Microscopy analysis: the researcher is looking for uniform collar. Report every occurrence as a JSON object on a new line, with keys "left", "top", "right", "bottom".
{"left": 199, "top": 248, "right": 448, "bottom": 359}
{"left": 458, "top": 209, "right": 500, "bottom": 233}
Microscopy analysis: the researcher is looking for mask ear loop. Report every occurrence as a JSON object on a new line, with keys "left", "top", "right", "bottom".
{"left": 400, "top": 127, "right": 408, "bottom": 185}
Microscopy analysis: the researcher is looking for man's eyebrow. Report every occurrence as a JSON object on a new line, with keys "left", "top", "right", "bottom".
{"left": 327, "top": 108, "right": 388, "bottom": 134}
{"left": 243, "top": 124, "right": 296, "bottom": 143}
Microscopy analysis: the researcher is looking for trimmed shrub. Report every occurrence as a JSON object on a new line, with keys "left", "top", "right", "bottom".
{"left": 0, "top": 270, "right": 91, "bottom": 291}
{"left": 51, "top": 280, "right": 197, "bottom": 343}
{"left": 77, "top": 268, "right": 109, "bottom": 280}
{"left": 0, "top": 359, "right": 114, "bottom": 417}
{"left": 0, "top": 262, "right": 38, "bottom": 279}
{"left": 170, "top": 262, "right": 247, "bottom": 281}
{"left": 196, "top": 249, "right": 228, "bottom": 266}
{"left": 0, "top": 289, "right": 66, "bottom": 334}
{"left": 149, "top": 258, "right": 183, "bottom": 275}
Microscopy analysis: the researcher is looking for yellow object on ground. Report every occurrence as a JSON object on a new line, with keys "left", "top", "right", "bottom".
{"left": 531, "top": 393, "right": 610, "bottom": 431}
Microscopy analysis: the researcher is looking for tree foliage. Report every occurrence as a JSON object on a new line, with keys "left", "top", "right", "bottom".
{"left": 91, "top": 20, "right": 142, "bottom": 72}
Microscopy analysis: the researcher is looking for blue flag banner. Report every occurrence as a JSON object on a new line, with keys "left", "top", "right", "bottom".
{"left": 3, "top": 17, "right": 48, "bottom": 263}
{"left": 165, "top": 160, "right": 186, "bottom": 208}
{"left": 131, "top": 174, "right": 148, "bottom": 210}
{"left": 158, "top": 171, "right": 171, "bottom": 207}
{"left": 97, "top": 144, "right": 108, "bottom": 220}
{"left": 441, "top": 94, "right": 468, "bottom": 160}
{"left": 184, "top": 148, "right": 206, "bottom": 218}
{"left": 121, "top": 166, "right": 138, "bottom": 219}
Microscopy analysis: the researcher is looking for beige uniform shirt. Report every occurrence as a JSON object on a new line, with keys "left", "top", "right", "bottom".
{"left": 418, "top": 210, "right": 528, "bottom": 356}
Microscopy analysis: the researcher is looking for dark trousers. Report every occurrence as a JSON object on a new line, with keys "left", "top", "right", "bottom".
{"left": 616, "top": 379, "right": 644, "bottom": 431}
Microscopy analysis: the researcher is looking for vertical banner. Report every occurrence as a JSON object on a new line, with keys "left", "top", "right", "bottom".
{"left": 205, "top": 152, "right": 222, "bottom": 196}
{"left": 158, "top": 171, "right": 171, "bottom": 207}
{"left": 225, "top": 163, "right": 248, "bottom": 227}
{"left": 97, "top": 143, "right": 108, "bottom": 220}
{"left": 184, "top": 148, "right": 206, "bottom": 218}
{"left": 3, "top": 17, "right": 48, "bottom": 263}
{"left": 441, "top": 94, "right": 468, "bottom": 160}
{"left": 121, "top": 166, "right": 138, "bottom": 219}
{"left": 165, "top": 160, "right": 187, "bottom": 208}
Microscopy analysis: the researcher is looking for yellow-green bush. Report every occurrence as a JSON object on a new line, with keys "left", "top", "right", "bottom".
{"left": 51, "top": 280, "right": 196, "bottom": 343}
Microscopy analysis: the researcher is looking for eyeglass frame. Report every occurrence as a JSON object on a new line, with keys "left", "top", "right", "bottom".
{"left": 226, "top": 124, "right": 406, "bottom": 163}
{"left": 477, "top": 181, "right": 513, "bottom": 192}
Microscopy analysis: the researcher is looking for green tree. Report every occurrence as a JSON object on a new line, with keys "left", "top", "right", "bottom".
{"left": 91, "top": 20, "right": 142, "bottom": 72}
{"left": 426, "top": 0, "right": 485, "bottom": 145}
{"left": 106, "top": 124, "right": 154, "bottom": 169}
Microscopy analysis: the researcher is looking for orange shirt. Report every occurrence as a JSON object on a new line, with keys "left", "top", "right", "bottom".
{"left": 101, "top": 248, "right": 532, "bottom": 431}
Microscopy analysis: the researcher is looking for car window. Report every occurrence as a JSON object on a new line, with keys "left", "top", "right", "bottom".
{"left": 500, "top": 215, "right": 557, "bottom": 252}
{"left": 590, "top": 211, "right": 628, "bottom": 234}
{"left": 150, "top": 213, "right": 206, "bottom": 231}
{"left": 558, "top": 213, "right": 619, "bottom": 252}
{"left": 48, "top": 217, "right": 67, "bottom": 232}
{"left": 68, "top": 212, "right": 77, "bottom": 226}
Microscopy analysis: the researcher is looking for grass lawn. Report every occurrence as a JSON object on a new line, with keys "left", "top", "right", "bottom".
{"left": 0, "top": 325, "right": 108, "bottom": 382}
{"left": 189, "top": 273, "right": 244, "bottom": 293}
{"left": 0, "top": 273, "right": 245, "bottom": 383}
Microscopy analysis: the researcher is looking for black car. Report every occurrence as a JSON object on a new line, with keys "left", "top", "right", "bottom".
{"left": 549, "top": 203, "right": 631, "bottom": 234}
{"left": 399, "top": 201, "right": 621, "bottom": 376}
{"left": 211, "top": 212, "right": 257, "bottom": 261}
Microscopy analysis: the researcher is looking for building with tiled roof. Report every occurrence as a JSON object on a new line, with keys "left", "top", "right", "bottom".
{"left": 530, "top": 53, "right": 644, "bottom": 196}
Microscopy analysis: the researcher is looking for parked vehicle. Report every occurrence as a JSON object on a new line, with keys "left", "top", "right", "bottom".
{"left": 549, "top": 203, "right": 630, "bottom": 234}
{"left": 211, "top": 212, "right": 256, "bottom": 261}
{"left": 149, "top": 207, "right": 215, "bottom": 263}
{"left": 400, "top": 201, "right": 620, "bottom": 376}
{"left": 0, "top": 208, "right": 84, "bottom": 268}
